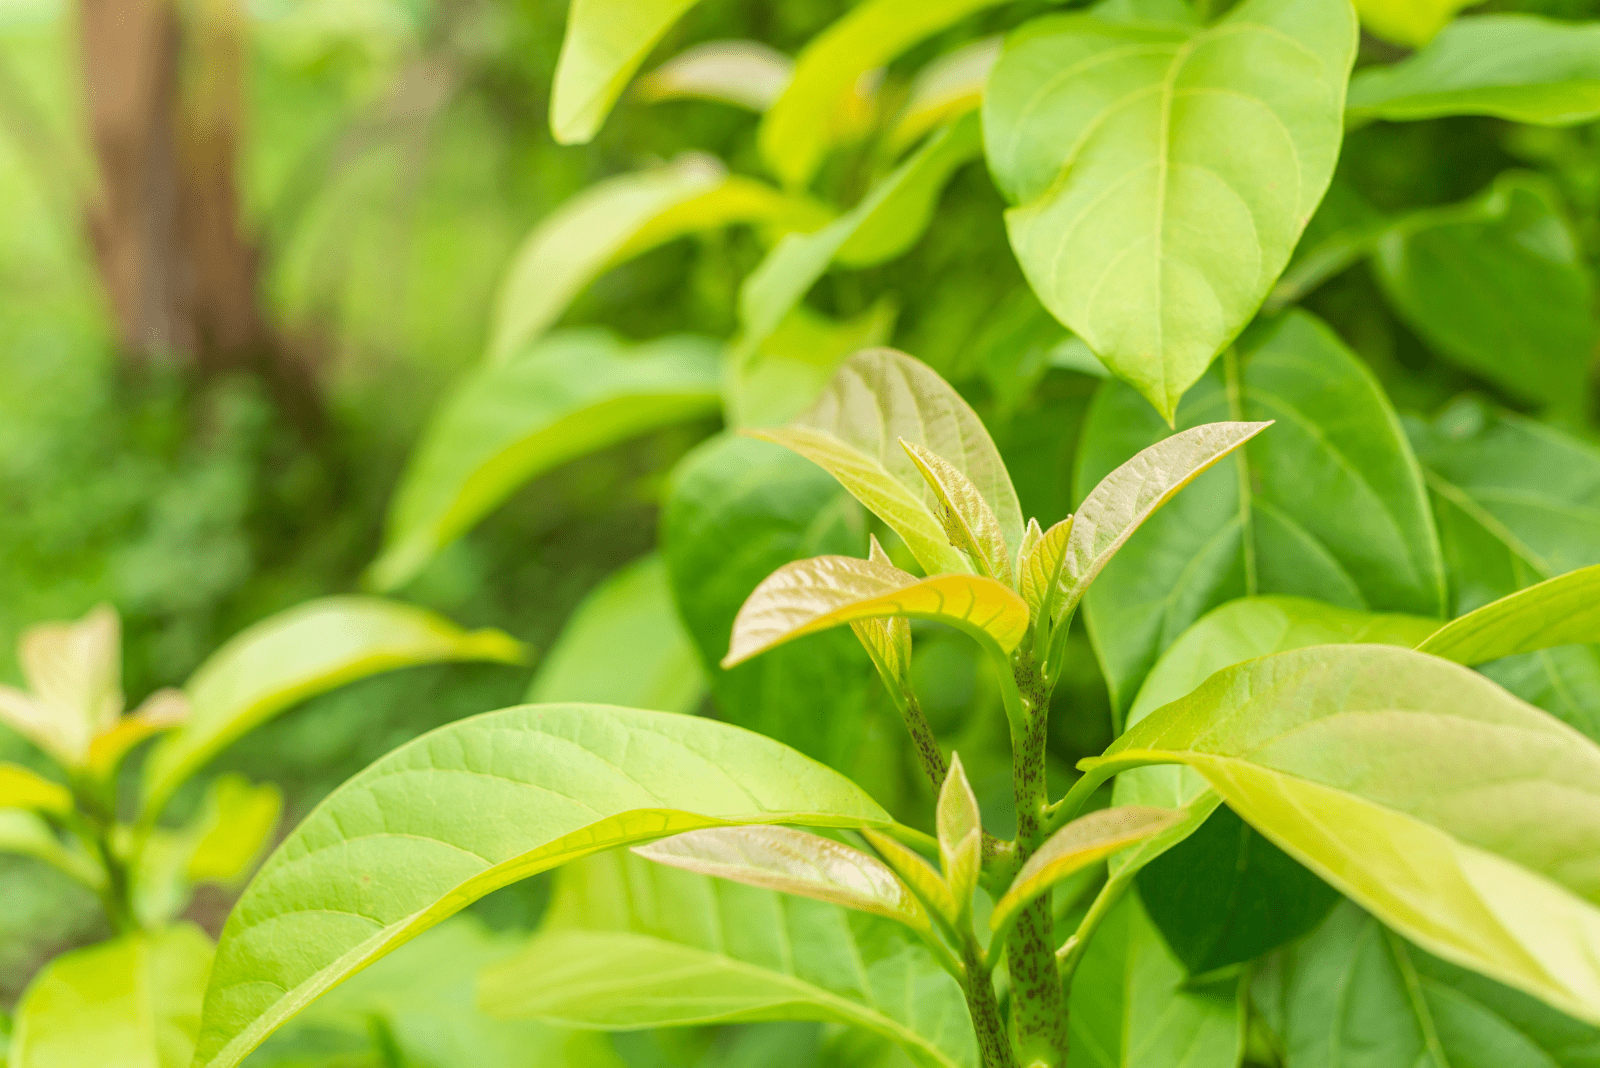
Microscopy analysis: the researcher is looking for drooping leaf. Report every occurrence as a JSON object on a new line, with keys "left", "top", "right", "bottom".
{"left": 637, "top": 40, "right": 794, "bottom": 112}
{"left": 1256, "top": 901, "right": 1600, "bottom": 1068}
{"left": 1348, "top": 13, "right": 1600, "bottom": 122}
{"left": 486, "top": 158, "right": 824, "bottom": 362}
{"left": 10, "top": 923, "right": 213, "bottom": 1068}
{"left": 141, "top": 598, "right": 523, "bottom": 820}
{"left": 886, "top": 37, "right": 1001, "bottom": 156}
{"left": 724, "top": 553, "right": 1030, "bottom": 667}
{"left": 0, "top": 762, "right": 69, "bottom": 814}
{"left": 1372, "top": 172, "right": 1596, "bottom": 411}
{"left": 527, "top": 553, "right": 706, "bottom": 715}
{"left": 991, "top": 807, "right": 1177, "bottom": 938}
{"left": 480, "top": 849, "right": 976, "bottom": 1068}
{"left": 758, "top": 0, "right": 1007, "bottom": 188}
{"left": 548, "top": 0, "right": 699, "bottom": 143}
{"left": 983, "top": 0, "right": 1356, "bottom": 420}
{"left": 369, "top": 330, "right": 721, "bottom": 590}
{"left": 1076, "top": 644, "right": 1600, "bottom": 1023}
{"left": 1420, "top": 564, "right": 1600, "bottom": 669}
{"left": 1077, "top": 310, "right": 1448, "bottom": 714}
{"left": 749, "top": 346, "right": 1021, "bottom": 578}
{"left": 936, "top": 753, "right": 982, "bottom": 914}
{"left": 634, "top": 825, "right": 931, "bottom": 932}
{"left": 1067, "top": 892, "right": 1244, "bottom": 1068}
{"left": 191, "top": 704, "right": 892, "bottom": 1068}
{"left": 1351, "top": 0, "right": 1472, "bottom": 47}
{"left": 902, "top": 441, "right": 1014, "bottom": 584}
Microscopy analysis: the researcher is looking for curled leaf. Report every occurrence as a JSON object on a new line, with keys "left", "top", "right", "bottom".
{"left": 1019, "top": 516, "right": 1072, "bottom": 627}
{"left": 862, "top": 828, "right": 960, "bottom": 927}
{"left": 936, "top": 753, "right": 982, "bottom": 913}
{"left": 901, "top": 439, "right": 1014, "bottom": 584}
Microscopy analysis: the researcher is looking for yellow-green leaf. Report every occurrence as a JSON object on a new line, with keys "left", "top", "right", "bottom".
{"left": 637, "top": 40, "right": 793, "bottom": 111}
{"left": 1353, "top": 0, "right": 1471, "bottom": 48}
{"left": 549, "top": 0, "right": 699, "bottom": 143}
{"left": 885, "top": 37, "right": 1001, "bottom": 156}
{"left": 1019, "top": 516, "right": 1071, "bottom": 628}
{"left": 1419, "top": 563, "right": 1600, "bottom": 667}
{"left": 0, "top": 762, "right": 70, "bottom": 815}
{"left": 936, "top": 752, "right": 982, "bottom": 913}
{"left": 863, "top": 827, "right": 961, "bottom": 927}
{"left": 902, "top": 440, "right": 1015, "bottom": 585}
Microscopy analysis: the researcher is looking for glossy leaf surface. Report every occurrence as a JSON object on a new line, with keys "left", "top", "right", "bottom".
{"left": 192, "top": 704, "right": 892, "bottom": 1068}
{"left": 371, "top": 330, "right": 721, "bottom": 590}
{"left": 480, "top": 849, "right": 977, "bottom": 1068}
{"left": 1347, "top": 15, "right": 1600, "bottom": 125}
{"left": 142, "top": 597, "right": 522, "bottom": 818}
{"left": 549, "top": 0, "right": 699, "bottom": 143}
{"left": 984, "top": 0, "right": 1356, "bottom": 420}
{"left": 638, "top": 40, "right": 793, "bottom": 111}
{"left": 863, "top": 828, "right": 961, "bottom": 927}
{"left": 1421, "top": 564, "right": 1600, "bottom": 668}
{"left": 527, "top": 553, "right": 706, "bottom": 714}
{"left": 1078, "top": 311, "right": 1447, "bottom": 713}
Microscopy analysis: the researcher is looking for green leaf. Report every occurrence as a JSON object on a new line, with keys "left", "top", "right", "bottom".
{"left": 487, "top": 158, "right": 824, "bottom": 362}
{"left": 637, "top": 40, "right": 793, "bottom": 112}
{"left": 1067, "top": 892, "right": 1244, "bottom": 1068}
{"left": 901, "top": 441, "right": 1015, "bottom": 585}
{"left": 479, "top": 849, "right": 976, "bottom": 1068}
{"left": 730, "top": 300, "right": 899, "bottom": 429}
{"left": 991, "top": 807, "right": 1177, "bottom": 939}
{"left": 0, "top": 810, "right": 102, "bottom": 888}
{"left": 0, "top": 762, "right": 69, "bottom": 814}
{"left": 549, "top": 0, "right": 698, "bottom": 143}
{"left": 11, "top": 923, "right": 213, "bottom": 1068}
{"left": 141, "top": 597, "right": 523, "bottom": 820}
{"left": 749, "top": 346, "right": 1022, "bottom": 578}
{"left": 983, "top": 0, "right": 1356, "bottom": 421}
{"left": 1076, "top": 644, "right": 1600, "bottom": 1023}
{"left": 1351, "top": 0, "right": 1471, "bottom": 47}
{"left": 1348, "top": 14, "right": 1600, "bottom": 119}
{"left": 724, "top": 553, "right": 1030, "bottom": 666}
{"left": 850, "top": 539, "right": 916, "bottom": 694}
{"left": 370, "top": 330, "right": 722, "bottom": 590}
{"left": 133, "top": 775, "right": 283, "bottom": 927}
{"left": 527, "top": 553, "right": 706, "bottom": 714}
{"left": 936, "top": 753, "right": 982, "bottom": 914}
{"left": 1077, "top": 310, "right": 1447, "bottom": 714}
{"left": 758, "top": 0, "right": 1007, "bottom": 188}
{"left": 1257, "top": 901, "right": 1600, "bottom": 1068}
{"left": 862, "top": 828, "right": 961, "bottom": 928}
{"left": 191, "top": 704, "right": 891, "bottom": 1068}
{"left": 634, "top": 825, "right": 931, "bottom": 933}
{"left": 1420, "top": 564, "right": 1600, "bottom": 669}
{"left": 1019, "top": 517, "right": 1071, "bottom": 627}
{"left": 886, "top": 38, "right": 1001, "bottom": 157}
{"left": 1372, "top": 172, "right": 1596, "bottom": 411}
{"left": 736, "top": 115, "right": 982, "bottom": 365}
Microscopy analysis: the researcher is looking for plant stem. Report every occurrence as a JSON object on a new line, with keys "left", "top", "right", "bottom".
{"left": 899, "top": 689, "right": 949, "bottom": 791}
{"left": 961, "top": 939, "right": 1016, "bottom": 1068}
{"left": 86, "top": 822, "right": 136, "bottom": 935}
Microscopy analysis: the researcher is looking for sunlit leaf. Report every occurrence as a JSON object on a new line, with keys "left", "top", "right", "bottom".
{"left": 984, "top": 0, "right": 1356, "bottom": 420}
{"left": 1420, "top": 564, "right": 1600, "bottom": 669}
{"left": 936, "top": 753, "right": 982, "bottom": 913}
{"left": 851, "top": 538, "right": 916, "bottom": 691}
{"left": 1018, "top": 516, "right": 1069, "bottom": 627}
{"left": 85, "top": 688, "right": 187, "bottom": 779}
{"left": 528, "top": 553, "right": 706, "bottom": 715}
{"left": 862, "top": 828, "right": 961, "bottom": 927}
{"left": 634, "top": 825, "right": 931, "bottom": 932}
{"left": 990, "top": 807, "right": 1176, "bottom": 938}
{"left": 885, "top": 37, "right": 1000, "bottom": 156}
{"left": 480, "top": 849, "right": 975, "bottom": 1068}
{"left": 191, "top": 704, "right": 891, "bottom": 1068}
{"left": 0, "top": 762, "right": 70, "bottom": 814}
{"left": 184, "top": 775, "right": 282, "bottom": 885}
{"left": 1077, "top": 644, "right": 1600, "bottom": 1024}
{"left": 11, "top": 924, "right": 213, "bottom": 1068}
{"left": 731, "top": 300, "right": 898, "bottom": 428}
{"left": 0, "top": 604, "right": 121, "bottom": 768}
{"left": 368, "top": 330, "right": 721, "bottom": 591}
{"left": 902, "top": 440, "right": 1014, "bottom": 584}
{"left": 723, "top": 552, "right": 1030, "bottom": 667}
{"left": 549, "top": 0, "right": 699, "bottom": 143}
{"left": 637, "top": 40, "right": 793, "bottom": 111}
{"left": 140, "top": 598, "right": 524, "bottom": 820}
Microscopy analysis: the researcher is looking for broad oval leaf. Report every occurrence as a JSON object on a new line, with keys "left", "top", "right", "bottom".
{"left": 886, "top": 37, "right": 1001, "bottom": 156}
{"left": 0, "top": 762, "right": 70, "bottom": 814}
{"left": 1077, "top": 644, "right": 1600, "bottom": 1023}
{"left": 990, "top": 806, "right": 1177, "bottom": 937}
{"left": 369, "top": 330, "right": 721, "bottom": 591}
{"left": 480, "top": 849, "right": 976, "bottom": 1068}
{"left": 528, "top": 553, "right": 706, "bottom": 714}
{"left": 723, "top": 553, "right": 1030, "bottom": 667}
{"left": 984, "top": 0, "right": 1356, "bottom": 420}
{"left": 11, "top": 923, "right": 213, "bottom": 1068}
{"left": 1420, "top": 564, "right": 1600, "bottom": 668}
{"left": 634, "top": 825, "right": 930, "bottom": 932}
{"left": 749, "top": 345, "right": 1021, "bottom": 577}
{"left": 637, "top": 40, "right": 793, "bottom": 111}
{"left": 190, "top": 704, "right": 891, "bottom": 1068}
{"left": 141, "top": 598, "right": 521, "bottom": 820}
{"left": 549, "top": 0, "right": 698, "bottom": 143}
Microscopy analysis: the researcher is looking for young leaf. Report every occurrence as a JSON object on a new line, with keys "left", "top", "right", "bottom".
{"left": 527, "top": 553, "right": 706, "bottom": 715}
{"left": 861, "top": 828, "right": 962, "bottom": 928}
{"left": 1419, "top": 564, "right": 1600, "bottom": 668}
{"left": 1018, "top": 516, "right": 1070, "bottom": 625}
{"left": 0, "top": 763, "right": 70, "bottom": 815}
{"left": 748, "top": 346, "right": 1022, "bottom": 577}
{"left": 990, "top": 806, "right": 1177, "bottom": 937}
{"left": 133, "top": 775, "right": 284, "bottom": 928}
{"left": 936, "top": 753, "right": 981, "bottom": 913}
{"left": 1078, "top": 311, "right": 1448, "bottom": 713}
{"left": 634, "top": 825, "right": 931, "bottom": 933}
{"left": 85, "top": 688, "right": 187, "bottom": 779}
{"left": 548, "top": 0, "right": 700, "bottom": 143}
{"left": 1372, "top": 172, "right": 1596, "bottom": 411}
{"left": 850, "top": 539, "right": 916, "bottom": 692}
{"left": 636, "top": 40, "right": 793, "bottom": 112}
{"left": 723, "top": 552, "right": 1030, "bottom": 667}
{"left": 758, "top": 0, "right": 1007, "bottom": 188}
{"left": 190, "top": 704, "right": 891, "bottom": 1068}
{"left": 901, "top": 440, "right": 1014, "bottom": 584}
{"left": 1347, "top": 14, "right": 1600, "bottom": 122}
{"left": 369, "top": 331, "right": 722, "bottom": 591}
{"left": 480, "top": 849, "right": 975, "bottom": 1068}
{"left": 1075, "top": 644, "right": 1600, "bottom": 1024}
{"left": 10, "top": 923, "right": 213, "bottom": 1068}
{"left": 885, "top": 37, "right": 1001, "bottom": 156}
{"left": 0, "top": 604, "right": 121, "bottom": 768}
{"left": 140, "top": 597, "right": 524, "bottom": 820}
{"left": 983, "top": 0, "right": 1356, "bottom": 421}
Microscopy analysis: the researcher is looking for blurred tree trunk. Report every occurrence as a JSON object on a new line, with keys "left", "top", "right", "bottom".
{"left": 77, "top": 0, "right": 322, "bottom": 432}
